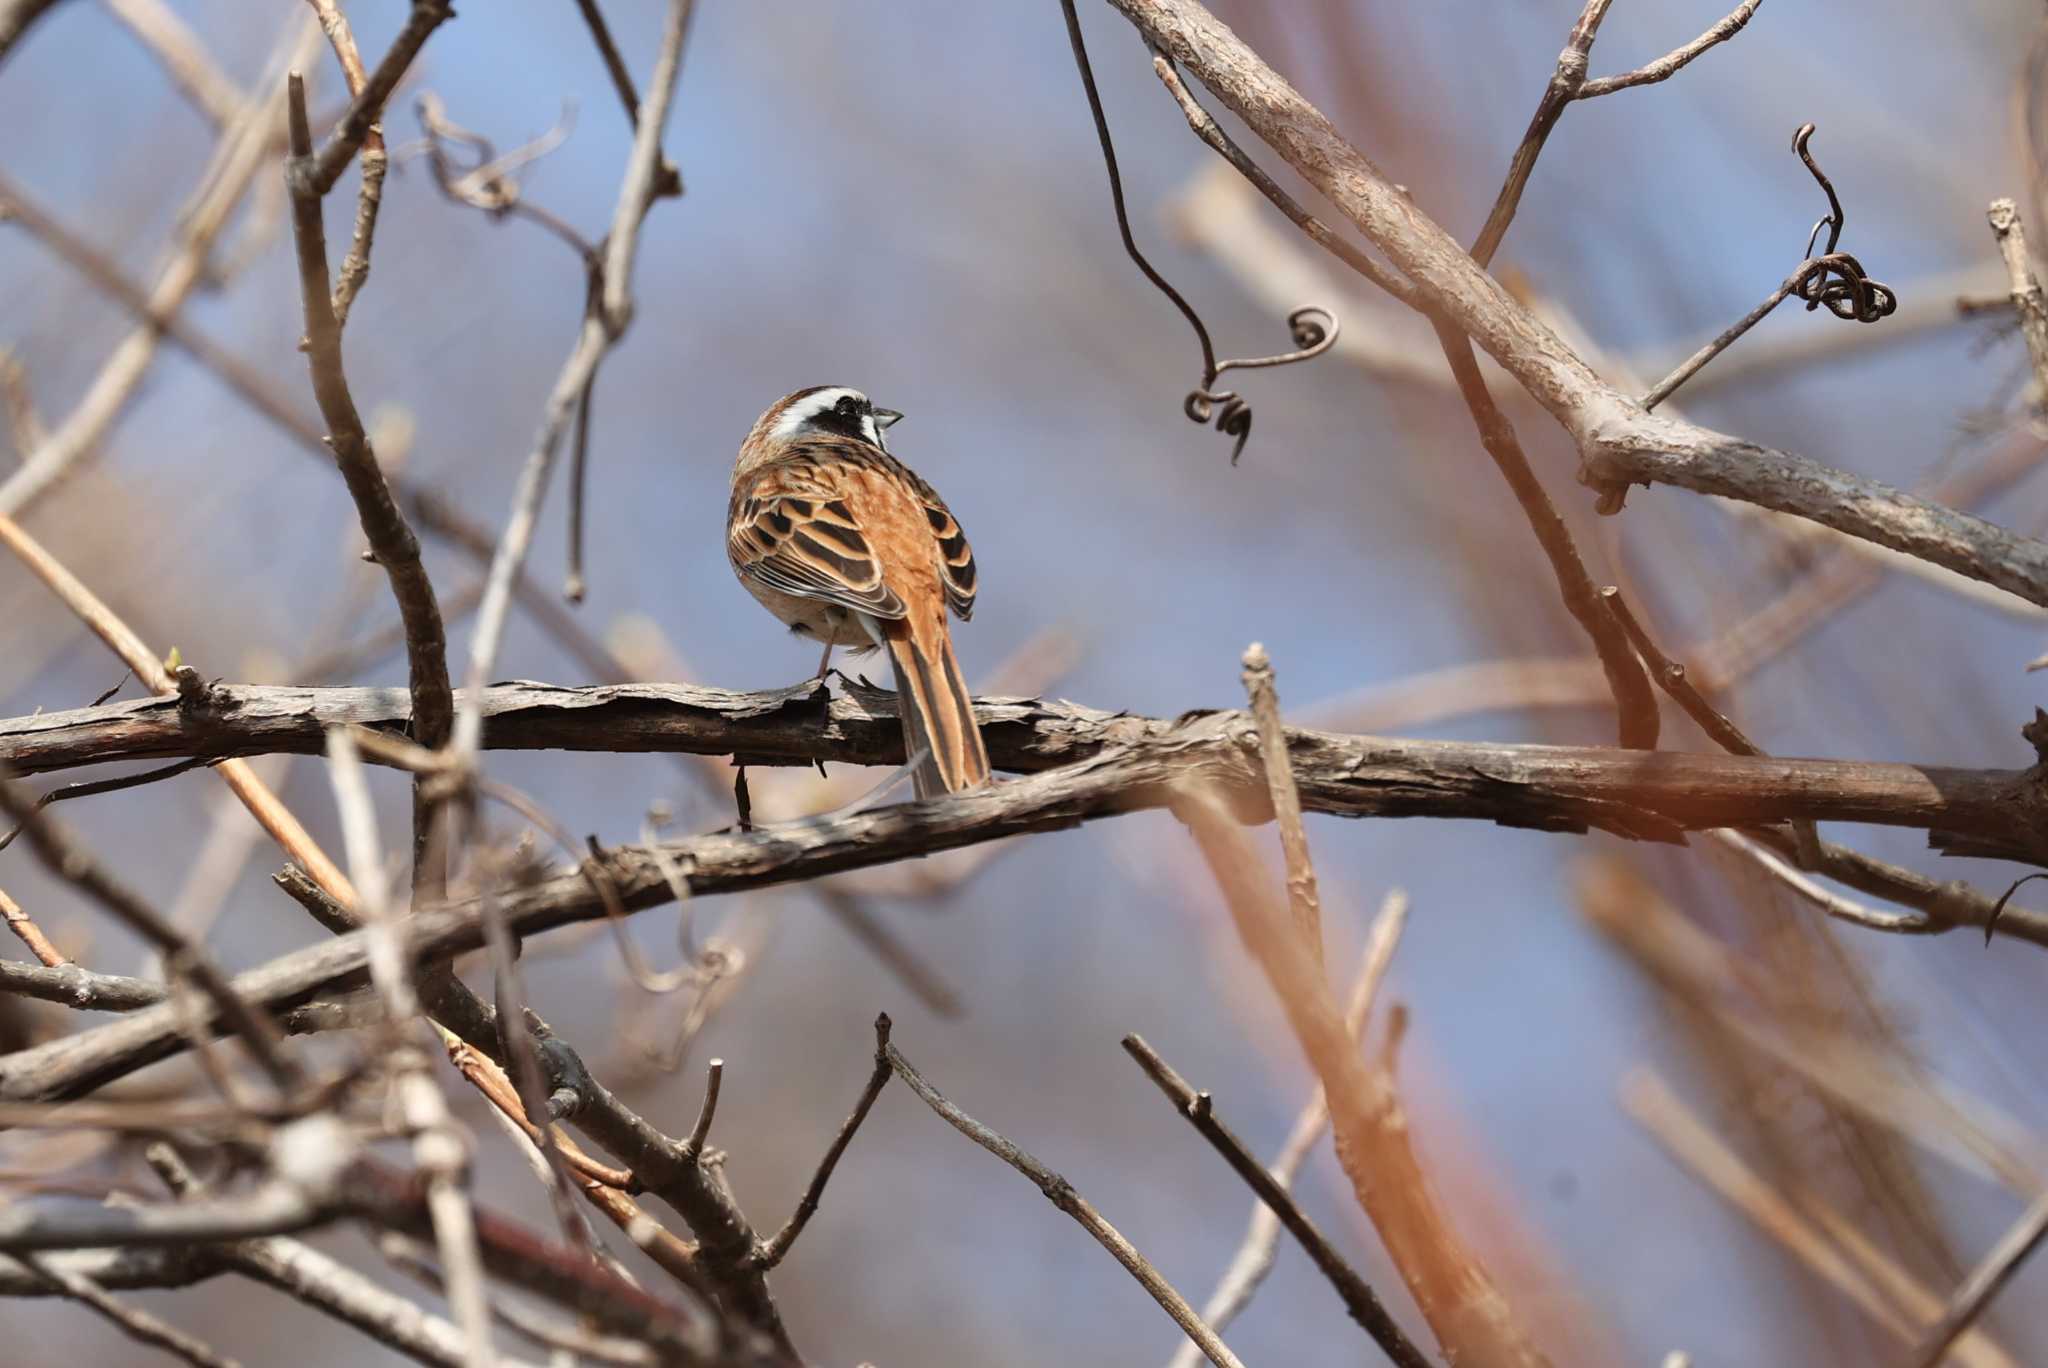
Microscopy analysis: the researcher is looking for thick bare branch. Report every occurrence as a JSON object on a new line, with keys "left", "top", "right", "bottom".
{"left": 1104, "top": 0, "right": 2048, "bottom": 609}
{"left": 8, "top": 679, "right": 2048, "bottom": 882}
{"left": 285, "top": 75, "right": 453, "bottom": 862}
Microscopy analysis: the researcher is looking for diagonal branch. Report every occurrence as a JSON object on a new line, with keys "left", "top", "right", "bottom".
{"left": 1123, "top": 1033, "right": 1430, "bottom": 1367}
{"left": 752, "top": 1034, "right": 892, "bottom": 1271}
{"left": 1102, "top": 0, "right": 2048, "bottom": 609}
{"left": 1164, "top": 894, "right": 1408, "bottom": 1368}
{"left": 1173, "top": 783, "right": 1552, "bottom": 1365}
{"left": 5, "top": 1251, "right": 239, "bottom": 1368}
{"left": 285, "top": 74, "right": 453, "bottom": 863}
{"left": 0, "top": 14, "right": 323, "bottom": 518}
{"left": 0, "top": 774, "right": 298, "bottom": 1092}
{"left": 1577, "top": 2, "right": 1766, "bottom": 99}
{"left": 879, "top": 1015, "right": 1245, "bottom": 1368}
{"left": 1469, "top": 0, "right": 1612, "bottom": 268}
{"left": 294, "top": 0, "right": 454, "bottom": 197}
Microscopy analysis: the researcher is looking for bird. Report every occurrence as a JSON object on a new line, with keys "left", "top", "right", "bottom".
{"left": 727, "top": 385, "right": 989, "bottom": 799}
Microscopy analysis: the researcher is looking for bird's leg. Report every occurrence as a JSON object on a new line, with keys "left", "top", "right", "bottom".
{"left": 816, "top": 641, "right": 834, "bottom": 679}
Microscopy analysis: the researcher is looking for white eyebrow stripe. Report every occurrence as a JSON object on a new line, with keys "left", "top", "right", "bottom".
{"left": 771, "top": 387, "right": 864, "bottom": 440}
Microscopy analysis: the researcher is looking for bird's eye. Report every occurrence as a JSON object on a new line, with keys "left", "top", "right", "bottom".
{"left": 838, "top": 395, "right": 862, "bottom": 416}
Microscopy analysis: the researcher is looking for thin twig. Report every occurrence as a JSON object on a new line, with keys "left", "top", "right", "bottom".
{"left": 572, "top": 0, "right": 683, "bottom": 198}
{"left": 1711, "top": 830, "right": 1940, "bottom": 936}
{"left": 1165, "top": 893, "right": 1407, "bottom": 1368}
{"left": 1437, "top": 327, "right": 1659, "bottom": 747}
{"left": 1640, "top": 256, "right": 1860, "bottom": 411}
{"left": 323, "top": 730, "right": 494, "bottom": 1368}
{"left": 0, "top": 775, "right": 297, "bottom": 1092}
{"left": 880, "top": 1016, "right": 1246, "bottom": 1368}
{"left": 1238, "top": 643, "right": 1324, "bottom": 958}
{"left": 1912, "top": 1193, "right": 2048, "bottom": 1367}
{"left": 753, "top": 1031, "right": 893, "bottom": 1269}
{"left": 305, "top": 0, "right": 389, "bottom": 326}
{"left": 1469, "top": 0, "right": 1610, "bottom": 267}
{"left": 1175, "top": 782, "right": 1553, "bottom": 1366}
{"left": 1989, "top": 199, "right": 2048, "bottom": 404}
{"left": 1145, "top": 50, "right": 1414, "bottom": 305}
{"left": 1598, "top": 588, "right": 1752, "bottom": 754}
{"left": 681, "top": 1058, "right": 722, "bottom": 1159}
{"left": 0, "top": 883, "right": 67, "bottom": 967}
{"left": 0, "top": 758, "right": 218, "bottom": 854}
{"left": 294, "top": 0, "right": 454, "bottom": 197}
{"left": 7, "top": 1251, "right": 241, "bottom": 1367}
{"left": 449, "top": 0, "right": 692, "bottom": 772}
{"left": 1576, "top": 2, "right": 1765, "bottom": 99}
{"left": 1123, "top": 1034, "right": 1430, "bottom": 1368}
{"left": 0, "top": 511, "right": 358, "bottom": 907}
{"left": 473, "top": 868, "right": 597, "bottom": 1264}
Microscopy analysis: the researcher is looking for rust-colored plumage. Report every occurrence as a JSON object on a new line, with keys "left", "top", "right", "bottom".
{"left": 728, "top": 387, "right": 988, "bottom": 798}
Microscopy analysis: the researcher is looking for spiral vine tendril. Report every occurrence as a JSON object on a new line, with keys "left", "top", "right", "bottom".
{"left": 1791, "top": 123, "right": 1896, "bottom": 324}
{"left": 1059, "top": 0, "right": 1338, "bottom": 466}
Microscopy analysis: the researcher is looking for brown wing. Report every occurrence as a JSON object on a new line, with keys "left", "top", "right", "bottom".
{"left": 895, "top": 462, "right": 977, "bottom": 622}
{"left": 728, "top": 448, "right": 905, "bottom": 620}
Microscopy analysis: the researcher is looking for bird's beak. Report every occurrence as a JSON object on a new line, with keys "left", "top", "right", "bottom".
{"left": 872, "top": 408, "right": 904, "bottom": 430}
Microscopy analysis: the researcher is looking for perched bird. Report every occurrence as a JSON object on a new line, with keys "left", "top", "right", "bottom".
{"left": 727, "top": 386, "right": 989, "bottom": 799}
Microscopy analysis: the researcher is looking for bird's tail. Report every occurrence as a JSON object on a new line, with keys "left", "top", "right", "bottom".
{"left": 879, "top": 610, "right": 989, "bottom": 799}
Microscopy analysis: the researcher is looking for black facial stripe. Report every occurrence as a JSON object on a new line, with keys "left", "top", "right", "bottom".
{"left": 800, "top": 400, "right": 873, "bottom": 443}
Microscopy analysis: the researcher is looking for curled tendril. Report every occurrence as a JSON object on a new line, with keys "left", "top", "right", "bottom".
{"left": 1789, "top": 124, "right": 1897, "bottom": 324}
{"left": 1185, "top": 307, "right": 1341, "bottom": 464}
{"left": 1059, "top": 0, "right": 1338, "bottom": 466}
